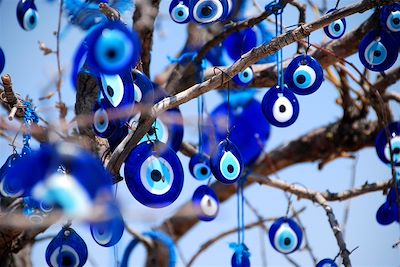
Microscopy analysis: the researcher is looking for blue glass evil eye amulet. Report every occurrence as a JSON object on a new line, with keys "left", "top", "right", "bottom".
{"left": 233, "top": 67, "right": 254, "bottom": 87}
{"left": 99, "top": 69, "right": 135, "bottom": 111}
{"left": 46, "top": 227, "right": 88, "bottom": 267}
{"left": 17, "top": 0, "right": 39, "bottom": 31}
{"left": 269, "top": 217, "right": 303, "bottom": 254}
{"left": 375, "top": 121, "right": 400, "bottom": 166}
{"left": 169, "top": 0, "right": 191, "bottom": 23}
{"left": 380, "top": 3, "right": 400, "bottom": 40}
{"left": 224, "top": 28, "right": 257, "bottom": 61}
{"left": 90, "top": 204, "right": 125, "bottom": 247}
{"left": 189, "top": 0, "right": 232, "bottom": 24}
{"left": 358, "top": 29, "right": 398, "bottom": 72}
{"left": 316, "top": 258, "right": 338, "bottom": 267}
{"left": 92, "top": 99, "right": 123, "bottom": 138}
{"left": 261, "top": 85, "right": 300, "bottom": 128}
{"left": 77, "top": 21, "right": 141, "bottom": 75}
{"left": 189, "top": 153, "right": 211, "bottom": 181}
{"left": 323, "top": 9, "right": 346, "bottom": 39}
{"left": 124, "top": 141, "right": 184, "bottom": 208}
{"left": 231, "top": 245, "right": 251, "bottom": 267}
{"left": 210, "top": 138, "right": 243, "bottom": 184}
{"left": 192, "top": 185, "right": 219, "bottom": 221}
{"left": 284, "top": 55, "right": 323, "bottom": 95}
{"left": 376, "top": 187, "right": 399, "bottom": 225}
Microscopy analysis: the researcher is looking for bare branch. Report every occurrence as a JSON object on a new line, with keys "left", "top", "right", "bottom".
{"left": 314, "top": 193, "right": 351, "bottom": 266}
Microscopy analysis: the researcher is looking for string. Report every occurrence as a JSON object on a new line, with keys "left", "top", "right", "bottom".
{"left": 334, "top": 0, "right": 341, "bottom": 9}
{"left": 278, "top": 9, "right": 284, "bottom": 89}
{"left": 196, "top": 59, "right": 206, "bottom": 153}
{"left": 227, "top": 79, "right": 231, "bottom": 137}
{"left": 273, "top": 2, "right": 284, "bottom": 91}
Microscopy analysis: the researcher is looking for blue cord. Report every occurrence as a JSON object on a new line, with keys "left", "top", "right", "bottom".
{"left": 196, "top": 59, "right": 206, "bottom": 153}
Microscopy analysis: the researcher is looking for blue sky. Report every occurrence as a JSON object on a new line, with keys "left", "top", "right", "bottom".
{"left": 0, "top": 0, "right": 399, "bottom": 266}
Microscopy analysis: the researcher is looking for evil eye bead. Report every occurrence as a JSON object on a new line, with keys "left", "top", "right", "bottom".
{"left": 86, "top": 22, "right": 141, "bottom": 74}
{"left": 316, "top": 258, "right": 338, "bottom": 267}
{"left": 381, "top": 4, "right": 400, "bottom": 33}
{"left": 92, "top": 101, "right": 120, "bottom": 138}
{"left": 224, "top": 28, "right": 257, "bottom": 61}
{"left": 376, "top": 201, "right": 397, "bottom": 225}
{"left": 46, "top": 227, "right": 88, "bottom": 267}
{"left": 132, "top": 69, "right": 154, "bottom": 105}
{"left": 269, "top": 217, "right": 302, "bottom": 254}
{"left": 0, "top": 154, "right": 23, "bottom": 197}
{"left": 189, "top": 153, "right": 212, "bottom": 181}
{"left": 190, "top": 0, "right": 224, "bottom": 24}
{"left": 323, "top": 9, "right": 346, "bottom": 39}
{"left": 100, "top": 74, "right": 124, "bottom": 107}
{"left": 210, "top": 139, "right": 243, "bottom": 184}
{"left": 124, "top": 141, "right": 184, "bottom": 208}
{"left": 375, "top": 121, "right": 400, "bottom": 166}
{"left": 231, "top": 251, "right": 250, "bottom": 267}
{"left": 233, "top": 67, "right": 254, "bottom": 87}
{"left": 192, "top": 185, "right": 219, "bottom": 221}
{"left": 359, "top": 30, "right": 398, "bottom": 72}
{"left": 0, "top": 47, "right": 5, "bottom": 74}
{"left": 284, "top": 55, "right": 324, "bottom": 95}
{"left": 90, "top": 206, "right": 124, "bottom": 247}
{"left": 169, "top": 0, "right": 190, "bottom": 23}
{"left": 261, "top": 85, "right": 300, "bottom": 127}
{"left": 17, "top": 0, "right": 39, "bottom": 31}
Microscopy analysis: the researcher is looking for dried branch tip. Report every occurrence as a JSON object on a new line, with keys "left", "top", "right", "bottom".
{"left": 0, "top": 75, "right": 25, "bottom": 120}
{"left": 99, "top": 3, "right": 120, "bottom": 21}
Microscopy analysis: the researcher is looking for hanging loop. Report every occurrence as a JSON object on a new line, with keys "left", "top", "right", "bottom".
{"left": 265, "top": 1, "right": 284, "bottom": 15}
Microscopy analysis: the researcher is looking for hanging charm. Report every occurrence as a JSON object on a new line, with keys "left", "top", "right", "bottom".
{"left": 90, "top": 204, "right": 125, "bottom": 247}
{"left": 210, "top": 138, "right": 243, "bottom": 184}
{"left": 262, "top": 1, "right": 300, "bottom": 128}
{"left": 46, "top": 226, "right": 88, "bottom": 267}
{"left": 284, "top": 54, "right": 324, "bottom": 95}
{"left": 124, "top": 140, "right": 184, "bottom": 208}
{"left": 323, "top": 2, "right": 346, "bottom": 40}
{"left": 262, "top": 85, "right": 300, "bottom": 128}
{"left": 17, "top": 0, "right": 39, "bottom": 31}
{"left": 269, "top": 217, "right": 303, "bottom": 254}
{"left": 192, "top": 185, "right": 219, "bottom": 221}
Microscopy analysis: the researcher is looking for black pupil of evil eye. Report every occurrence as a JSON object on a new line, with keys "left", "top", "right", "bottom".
{"left": 334, "top": 23, "right": 340, "bottom": 31}
{"left": 200, "top": 167, "right": 208, "bottom": 175}
{"left": 279, "top": 105, "right": 286, "bottom": 113}
{"left": 107, "top": 86, "right": 114, "bottom": 97}
{"left": 151, "top": 170, "right": 162, "bottom": 182}
{"left": 201, "top": 6, "right": 212, "bottom": 16}
{"left": 29, "top": 15, "right": 36, "bottom": 24}
{"left": 227, "top": 164, "right": 234, "bottom": 173}
{"left": 107, "top": 49, "right": 117, "bottom": 59}
{"left": 284, "top": 238, "right": 291, "bottom": 245}
{"left": 296, "top": 75, "right": 306, "bottom": 84}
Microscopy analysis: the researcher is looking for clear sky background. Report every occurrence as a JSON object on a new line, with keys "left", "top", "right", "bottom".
{"left": 0, "top": 0, "right": 399, "bottom": 266}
